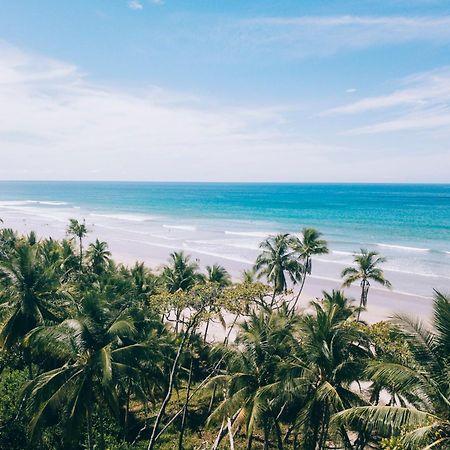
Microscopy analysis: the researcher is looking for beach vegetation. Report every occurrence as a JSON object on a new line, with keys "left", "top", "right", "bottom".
{"left": 0, "top": 223, "right": 447, "bottom": 449}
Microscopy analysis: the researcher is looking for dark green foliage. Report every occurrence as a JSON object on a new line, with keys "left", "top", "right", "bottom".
{"left": 0, "top": 223, "right": 446, "bottom": 450}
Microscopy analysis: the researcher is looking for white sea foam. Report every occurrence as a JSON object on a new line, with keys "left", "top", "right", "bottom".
{"left": 224, "top": 230, "right": 274, "bottom": 238}
{"left": 91, "top": 213, "right": 158, "bottom": 222}
{"left": 163, "top": 224, "right": 197, "bottom": 231}
{"left": 0, "top": 200, "right": 68, "bottom": 207}
{"left": 332, "top": 250, "right": 353, "bottom": 256}
{"left": 376, "top": 243, "right": 430, "bottom": 252}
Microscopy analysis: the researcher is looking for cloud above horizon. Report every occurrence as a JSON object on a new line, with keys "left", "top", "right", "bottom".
{"left": 0, "top": 43, "right": 338, "bottom": 181}
{"left": 0, "top": 39, "right": 449, "bottom": 183}
{"left": 234, "top": 15, "right": 450, "bottom": 58}
{"left": 325, "top": 68, "right": 450, "bottom": 135}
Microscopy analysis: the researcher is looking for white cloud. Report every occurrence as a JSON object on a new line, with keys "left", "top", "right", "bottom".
{"left": 327, "top": 69, "right": 450, "bottom": 115}
{"left": 0, "top": 43, "right": 335, "bottom": 181}
{"left": 324, "top": 68, "right": 450, "bottom": 135}
{"left": 128, "top": 1, "right": 143, "bottom": 10}
{"left": 237, "top": 15, "right": 450, "bottom": 57}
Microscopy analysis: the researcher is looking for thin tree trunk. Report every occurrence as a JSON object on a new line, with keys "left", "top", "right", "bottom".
{"left": 270, "top": 289, "right": 277, "bottom": 308}
{"left": 86, "top": 409, "right": 93, "bottom": 450}
{"left": 263, "top": 423, "right": 270, "bottom": 450}
{"left": 291, "top": 265, "right": 308, "bottom": 314}
{"left": 357, "top": 279, "right": 368, "bottom": 321}
{"left": 147, "top": 309, "right": 203, "bottom": 450}
{"left": 274, "top": 418, "right": 284, "bottom": 450}
{"left": 210, "top": 420, "right": 225, "bottom": 450}
{"left": 227, "top": 417, "right": 235, "bottom": 450}
{"left": 246, "top": 433, "right": 253, "bottom": 450}
{"left": 124, "top": 378, "right": 132, "bottom": 440}
{"left": 203, "top": 317, "right": 210, "bottom": 342}
{"left": 99, "top": 406, "right": 105, "bottom": 450}
{"left": 178, "top": 357, "right": 194, "bottom": 450}
{"left": 79, "top": 237, "right": 83, "bottom": 271}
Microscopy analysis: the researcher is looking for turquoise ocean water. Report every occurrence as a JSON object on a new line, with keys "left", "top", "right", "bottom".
{"left": 0, "top": 182, "right": 449, "bottom": 297}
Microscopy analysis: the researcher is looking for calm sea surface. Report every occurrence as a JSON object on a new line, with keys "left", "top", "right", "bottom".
{"left": 0, "top": 182, "right": 449, "bottom": 296}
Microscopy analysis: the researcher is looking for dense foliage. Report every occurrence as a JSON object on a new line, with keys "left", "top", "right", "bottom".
{"left": 0, "top": 223, "right": 448, "bottom": 449}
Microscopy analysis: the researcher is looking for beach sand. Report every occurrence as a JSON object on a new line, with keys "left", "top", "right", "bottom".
{"left": 0, "top": 210, "right": 435, "bottom": 329}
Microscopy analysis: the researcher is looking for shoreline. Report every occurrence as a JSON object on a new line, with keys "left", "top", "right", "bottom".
{"left": 0, "top": 209, "right": 437, "bottom": 324}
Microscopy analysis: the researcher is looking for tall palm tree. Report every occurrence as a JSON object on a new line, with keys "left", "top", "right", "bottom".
{"left": 162, "top": 252, "right": 201, "bottom": 333}
{"left": 254, "top": 234, "right": 300, "bottom": 307}
{"left": 333, "top": 291, "right": 450, "bottom": 449}
{"left": 86, "top": 239, "right": 111, "bottom": 275}
{"left": 341, "top": 249, "right": 391, "bottom": 320}
{"left": 23, "top": 294, "right": 150, "bottom": 450}
{"left": 209, "top": 308, "right": 297, "bottom": 450}
{"left": 66, "top": 219, "right": 88, "bottom": 271}
{"left": 291, "top": 228, "right": 329, "bottom": 312}
{"left": 0, "top": 241, "right": 62, "bottom": 376}
{"left": 162, "top": 251, "right": 200, "bottom": 293}
{"left": 206, "top": 264, "right": 231, "bottom": 287}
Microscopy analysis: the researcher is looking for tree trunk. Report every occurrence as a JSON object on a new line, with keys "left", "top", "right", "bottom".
{"left": 86, "top": 409, "right": 93, "bottom": 450}
{"left": 227, "top": 417, "right": 235, "bottom": 450}
{"left": 274, "top": 418, "right": 284, "bottom": 450}
{"left": 203, "top": 317, "right": 210, "bottom": 342}
{"left": 178, "top": 357, "right": 194, "bottom": 450}
{"left": 270, "top": 289, "right": 277, "bottom": 308}
{"left": 357, "top": 279, "right": 369, "bottom": 321}
{"left": 147, "top": 309, "right": 203, "bottom": 450}
{"left": 99, "top": 406, "right": 105, "bottom": 450}
{"left": 124, "top": 378, "right": 132, "bottom": 440}
{"left": 79, "top": 237, "right": 83, "bottom": 271}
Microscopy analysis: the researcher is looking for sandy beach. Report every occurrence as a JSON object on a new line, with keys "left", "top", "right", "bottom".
{"left": 0, "top": 206, "right": 437, "bottom": 326}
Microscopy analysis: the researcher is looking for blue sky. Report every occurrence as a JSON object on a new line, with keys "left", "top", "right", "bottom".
{"left": 1, "top": 0, "right": 450, "bottom": 181}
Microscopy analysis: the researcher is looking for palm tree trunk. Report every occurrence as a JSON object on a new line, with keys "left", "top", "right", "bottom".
{"left": 99, "top": 406, "right": 105, "bottom": 450}
{"left": 86, "top": 409, "right": 93, "bottom": 450}
{"left": 291, "top": 265, "right": 308, "bottom": 314}
{"left": 124, "top": 378, "right": 132, "bottom": 440}
{"left": 270, "top": 289, "right": 277, "bottom": 308}
{"left": 274, "top": 418, "right": 284, "bottom": 450}
{"left": 178, "top": 357, "right": 194, "bottom": 450}
{"left": 211, "top": 420, "right": 225, "bottom": 450}
{"left": 357, "top": 279, "right": 368, "bottom": 321}
{"left": 246, "top": 433, "right": 253, "bottom": 450}
{"left": 79, "top": 237, "right": 83, "bottom": 271}
{"left": 24, "top": 347, "right": 33, "bottom": 379}
{"left": 227, "top": 417, "right": 235, "bottom": 450}
{"left": 203, "top": 317, "right": 210, "bottom": 342}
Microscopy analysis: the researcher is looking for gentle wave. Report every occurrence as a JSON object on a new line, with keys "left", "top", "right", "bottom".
{"left": 0, "top": 200, "right": 68, "bottom": 207}
{"left": 163, "top": 224, "right": 197, "bottom": 231}
{"left": 376, "top": 243, "right": 430, "bottom": 252}
{"left": 91, "top": 213, "right": 158, "bottom": 222}
{"left": 331, "top": 250, "right": 354, "bottom": 256}
{"left": 224, "top": 230, "right": 274, "bottom": 238}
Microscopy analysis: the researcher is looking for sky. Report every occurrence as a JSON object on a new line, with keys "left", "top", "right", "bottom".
{"left": 1, "top": 0, "right": 450, "bottom": 182}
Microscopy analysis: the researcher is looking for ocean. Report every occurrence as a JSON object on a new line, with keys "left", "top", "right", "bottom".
{"left": 0, "top": 182, "right": 449, "bottom": 301}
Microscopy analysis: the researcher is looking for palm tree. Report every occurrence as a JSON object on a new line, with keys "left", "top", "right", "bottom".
{"left": 23, "top": 294, "right": 150, "bottom": 450}
{"left": 206, "top": 264, "right": 231, "bottom": 287}
{"left": 254, "top": 234, "right": 300, "bottom": 307}
{"left": 66, "top": 219, "right": 88, "bottom": 271}
{"left": 162, "top": 252, "right": 201, "bottom": 333}
{"left": 86, "top": 239, "right": 111, "bottom": 275}
{"left": 341, "top": 249, "right": 391, "bottom": 321}
{"left": 290, "top": 228, "right": 328, "bottom": 312}
{"left": 333, "top": 291, "right": 450, "bottom": 449}
{"left": 162, "top": 251, "right": 200, "bottom": 293}
{"left": 0, "top": 241, "right": 62, "bottom": 377}
{"left": 278, "top": 293, "right": 369, "bottom": 449}
{"left": 209, "top": 307, "right": 297, "bottom": 450}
